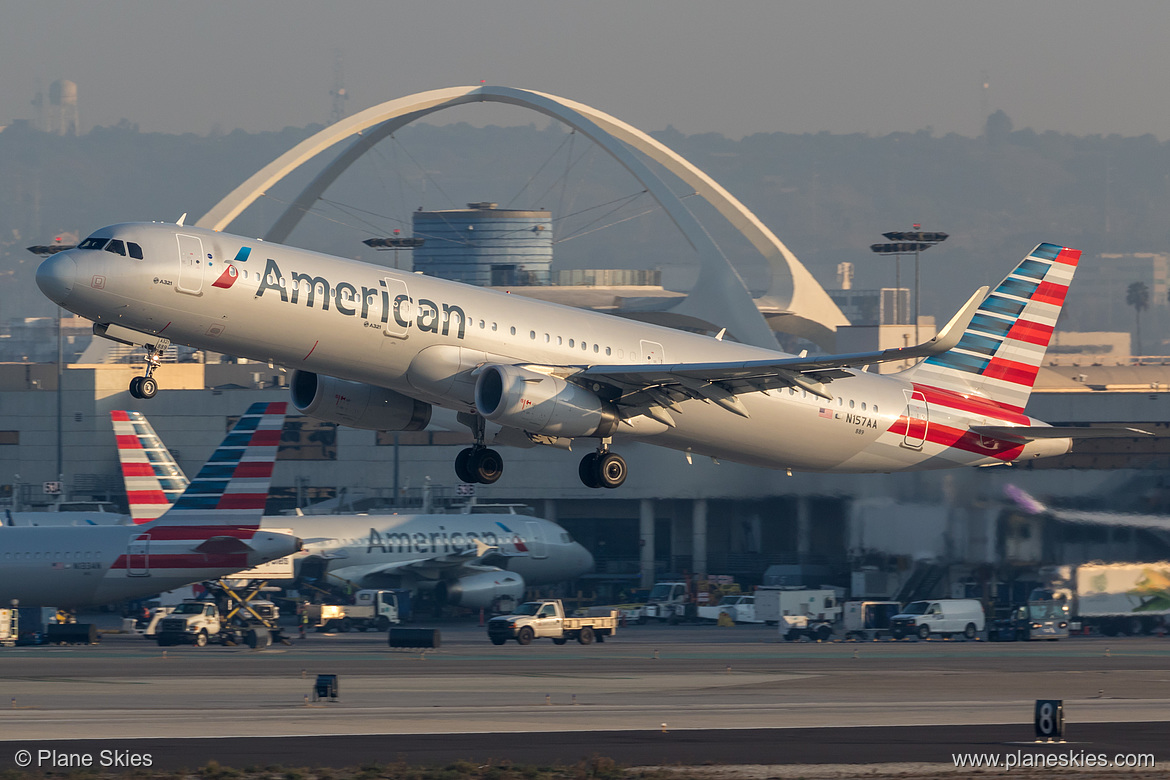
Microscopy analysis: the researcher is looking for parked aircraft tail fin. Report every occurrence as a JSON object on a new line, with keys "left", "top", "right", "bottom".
{"left": 149, "top": 401, "right": 286, "bottom": 532}
{"left": 900, "top": 243, "right": 1080, "bottom": 411}
{"left": 111, "top": 410, "right": 189, "bottom": 524}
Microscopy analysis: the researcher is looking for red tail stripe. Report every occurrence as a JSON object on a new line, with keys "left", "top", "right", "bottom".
{"left": 912, "top": 384, "right": 1029, "bottom": 422}
{"left": 1054, "top": 248, "right": 1081, "bottom": 266}
{"left": 984, "top": 357, "right": 1040, "bottom": 387}
{"left": 126, "top": 490, "right": 169, "bottom": 504}
{"left": 1032, "top": 281, "right": 1068, "bottom": 307}
{"left": 120, "top": 463, "right": 157, "bottom": 477}
{"left": 111, "top": 411, "right": 131, "bottom": 422}
{"left": 115, "top": 434, "right": 143, "bottom": 450}
{"left": 1006, "top": 319, "right": 1055, "bottom": 347}
{"left": 249, "top": 430, "right": 282, "bottom": 446}
{"left": 233, "top": 462, "right": 274, "bottom": 479}
{"left": 889, "top": 419, "right": 1026, "bottom": 461}
{"left": 217, "top": 493, "right": 269, "bottom": 510}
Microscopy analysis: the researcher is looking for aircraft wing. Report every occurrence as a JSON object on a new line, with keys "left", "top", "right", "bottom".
{"left": 972, "top": 425, "right": 1152, "bottom": 443}
{"left": 329, "top": 554, "right": 509, "bottom": 585}
{"left": 556, "top": 286, "right": 987, "bottom": 421}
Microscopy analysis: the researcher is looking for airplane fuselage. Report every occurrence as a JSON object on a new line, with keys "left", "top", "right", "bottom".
{"left": 38, "top": 223, "right": 1070, "bottom": 475}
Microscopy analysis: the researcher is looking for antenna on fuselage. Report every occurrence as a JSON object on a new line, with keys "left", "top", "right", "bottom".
{"left": 176, "top": 213, "right": 187, "bottom": 226}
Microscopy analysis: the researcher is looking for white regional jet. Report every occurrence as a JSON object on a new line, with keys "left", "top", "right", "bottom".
{"left": 112, "top": 410, "right": 592, "bottom": 610}
{"left": 36, "top": 225, "right": 1136, "bottom": 488}
{"left": 0, "top": 403, "right": 299, "bottom": 608}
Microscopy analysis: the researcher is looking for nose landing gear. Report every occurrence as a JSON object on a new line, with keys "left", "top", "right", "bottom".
{"left": 128, "top": 339, "right": 169, "bottom": 399}
{"left": 579, "top": 446, "right": 626, "bottom": 489}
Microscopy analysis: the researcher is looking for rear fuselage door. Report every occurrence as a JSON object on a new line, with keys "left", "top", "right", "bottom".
{"left": 127, "top": 534, "right": 150, "bottom": 577}
{"left": 176, "top": 234, "right": 205, "bottom": 295}
{"left": 903, "top": 390, "right": 929, "bottom": 449}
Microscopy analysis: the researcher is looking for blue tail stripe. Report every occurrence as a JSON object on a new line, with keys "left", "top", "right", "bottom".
{"left": 956, "top": 332, "right": 1002, "bottom": 356}
{"left": 981, "top": 295, "right": 1027, "bottom": 318}
{"left": 1031, "top": 244, "right": 1062, "bottom": 260}
{"left": 994, "top": 277, "right": 1040, "bottom": 300}
{"left": 969, "top": 313, "right": 1014, "bottom": 337}
{"left": 924, "top": 350, "right": 990, "bottom": 373}
{"left": 1013, "top": 258, "right": 1050, "bottom": 280}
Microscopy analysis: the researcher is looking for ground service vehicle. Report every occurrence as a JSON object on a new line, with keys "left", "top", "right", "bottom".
{"left": 753, "top": 587, "right": 841, "bottom": 639}
{"left": 697, "top": 594, "right": 761, "bottom": 623}
{"left": 988, "top": 593, "right": 1070, "bottom": 641}
{"left": 642, "top": 581, "right": 691, "bottom": 622}
{"left": 890, "top": 598, "right": 984, "bottom": 640}
{"left": 155, "top": 598, "right": 282, "bottom": 647}
{"left": 305, "top": 589, "right": 406, "bottom": 632}
{"left": 842, "top": 600, "right": 902, "bottom": 641}
{"left": 1067, "top": 563, "right": 1170, "bottom": 636}
{"left": 488, "top": 599, "right": 617, "bottom": 645}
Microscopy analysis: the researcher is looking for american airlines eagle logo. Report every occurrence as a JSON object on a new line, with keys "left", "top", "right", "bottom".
{"left": 212, "top": 264, "right": 239, "bottom": 289}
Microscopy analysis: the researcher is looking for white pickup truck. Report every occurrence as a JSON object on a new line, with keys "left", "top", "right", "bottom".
{"left": 488, "top": 599, "right": 618, "bottom": 645}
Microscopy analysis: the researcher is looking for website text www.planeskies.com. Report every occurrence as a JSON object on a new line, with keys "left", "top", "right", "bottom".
{"left": 953, "top": 750, "right": 1155, "bottom": 771}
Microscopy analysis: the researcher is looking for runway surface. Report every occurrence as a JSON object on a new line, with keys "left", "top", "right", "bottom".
{"left": 1, "top": 622, "right": 1167, "bottom": 769}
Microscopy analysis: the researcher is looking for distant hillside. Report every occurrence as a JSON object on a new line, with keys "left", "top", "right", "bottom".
{"left": 4, "top": 112, "right": 1168, "bottom": 342}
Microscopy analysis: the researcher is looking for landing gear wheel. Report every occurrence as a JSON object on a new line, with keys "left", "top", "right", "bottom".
{"left": 454, "top": 448, "right": 476, "bottom": 484}
{"left": 129, "top": 376, "right": 143, "bottom": 399}
{"left": 578, "top": 452, "right": 601, "bottom": 488}
{"left": 471, "top": 448, "right": 503, "bottom": 484}
{"left": 138, "top": 376, "right": 158, "bottom": 399}
{"left": 596, "top": 452, "right": 627, "bottom": 489}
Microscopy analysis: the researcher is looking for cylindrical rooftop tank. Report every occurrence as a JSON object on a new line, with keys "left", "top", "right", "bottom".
{"left": 411, "top": 202, "right": 552, "bottom": 286}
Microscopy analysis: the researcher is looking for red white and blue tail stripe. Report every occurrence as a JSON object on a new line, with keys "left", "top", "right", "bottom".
{"left": 150, "top": 401, "right": 286, "bottom": 529}
{"left": 901, "top": 243, "right": 1079, "bottom": 411}
{"left": 111, "top": 410, "right": 189, "bottom": 524}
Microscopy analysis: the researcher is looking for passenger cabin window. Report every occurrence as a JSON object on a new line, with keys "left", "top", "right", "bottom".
{"left": 105, "top": 239, "right": 126, "bottom": 256}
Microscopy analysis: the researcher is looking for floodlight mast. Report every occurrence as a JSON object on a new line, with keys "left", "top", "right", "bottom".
{"left": 869, "top": 227, "right": 948, "bottom": 343}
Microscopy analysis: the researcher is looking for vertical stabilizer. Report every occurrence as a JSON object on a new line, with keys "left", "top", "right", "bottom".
{"left": 900, "top": 243, "right": 1080, "bottom": 410}
{"left": 111, "top": 410, "right": 189, "bottom": 524}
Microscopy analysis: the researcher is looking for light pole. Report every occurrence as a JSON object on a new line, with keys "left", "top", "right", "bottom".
{"left": 869, "top": 227, "right": 948, "bottom": 342}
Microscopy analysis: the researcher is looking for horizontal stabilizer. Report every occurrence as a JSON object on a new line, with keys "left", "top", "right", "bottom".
{"left": 972, "top": 425, "right": 1152, "bottom": 443}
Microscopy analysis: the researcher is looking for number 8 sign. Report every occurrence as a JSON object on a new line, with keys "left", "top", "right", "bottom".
{"left": 1034, "top": 699, "right": 1064, "bottom": 740}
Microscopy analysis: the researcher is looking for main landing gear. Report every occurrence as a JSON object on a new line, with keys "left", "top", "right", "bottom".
{"left": 128, "top": 339, "right": 169, "bottom": 400}
{"left": 454, "top": 415, "right": 504, "bottom": 485}
{"left": 579, "top": 446, "right": 627, "bottom": 489}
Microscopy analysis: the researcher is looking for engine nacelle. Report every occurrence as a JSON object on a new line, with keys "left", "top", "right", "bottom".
{"left": 474, "top": 364, "right": 618, "bottom": 439}
{"left": 290, "top": 371, "right": 431, "bottom": 431}
{"left": 445, "top": 569, "right": 526, "bottom": 610}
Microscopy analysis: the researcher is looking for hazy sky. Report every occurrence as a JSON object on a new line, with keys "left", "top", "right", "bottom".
{"left": 4, "top": 1, "right": 1169, "bottom": 140}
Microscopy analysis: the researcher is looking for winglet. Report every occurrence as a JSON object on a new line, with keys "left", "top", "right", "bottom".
{"left": 923, "top": 286, "right": 989, "bottom": 355}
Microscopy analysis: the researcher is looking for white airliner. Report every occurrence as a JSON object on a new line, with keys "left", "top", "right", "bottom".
{"left": 36, "top": 224, "right": 1140, "bottom": 488}
{"left": 112, "top": 410, "right": 593, "bottom": 609}
{"left": 0, "top": 403, "right": 299, "bottom": 608}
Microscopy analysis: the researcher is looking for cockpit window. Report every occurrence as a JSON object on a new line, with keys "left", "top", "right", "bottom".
{"left": 104, "top": 239, "right": 126, "bottom": 256}
{"left": 128, "top": 242, "right": 144, "bottom": 260}
{"left": 78, "top": 237, "right": 109, "bottom": 250}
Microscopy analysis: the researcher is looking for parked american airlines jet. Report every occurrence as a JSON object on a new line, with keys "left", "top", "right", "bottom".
{"left": 36, "top": 225, "right": 1134, "bottom": 488}
{"left": 0, "top": 403, "right": 299, "bottom": 608}
{"left": 112, "top": 410, "right": 593, "bottom": 609}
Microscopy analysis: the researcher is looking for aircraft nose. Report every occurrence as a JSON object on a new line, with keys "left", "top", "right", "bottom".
{"left": 576, "top": 544, "right": 595, "bottom": 574}
{"left": 36, "top": 252, "right": 76, "bottom": 305}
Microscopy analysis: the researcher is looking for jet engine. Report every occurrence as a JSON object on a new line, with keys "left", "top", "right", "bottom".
{"left": 291, "top": 371, "right": 431, "bottom": 431}
{"left": 444, "top": 569, "right": 526, "bottom": 610}
{"left": 474, "top": 364, "right": 618, "bottom": 439}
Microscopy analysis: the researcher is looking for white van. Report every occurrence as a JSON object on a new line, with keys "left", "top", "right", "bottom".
{"left": 890, "top": 599, "right": 985, "bottom": 640}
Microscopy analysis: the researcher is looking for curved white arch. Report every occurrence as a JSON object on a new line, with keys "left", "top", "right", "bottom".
{"left": 196, "top": 85, "right": 846, "bottom": 348}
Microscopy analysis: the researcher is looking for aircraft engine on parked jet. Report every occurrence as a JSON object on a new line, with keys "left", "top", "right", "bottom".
{"left": 444, "top": 569, "right": 526, "bottom": 611}
{"left": 291, "top": 370, "right": 431, "bottom": 431}
{"left": 474, "top": 364, "right": 618, "bottom": 439}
